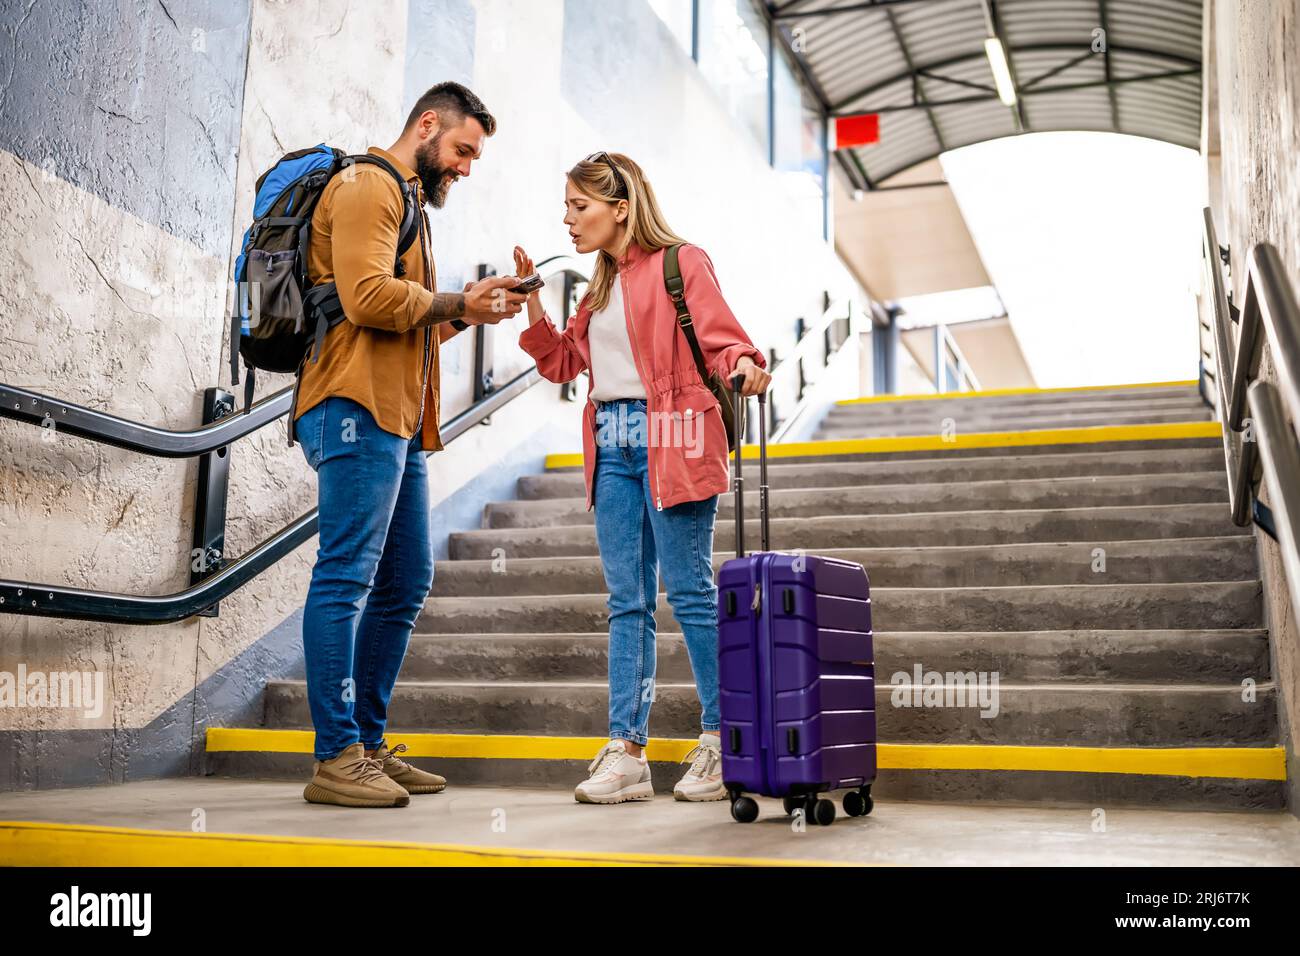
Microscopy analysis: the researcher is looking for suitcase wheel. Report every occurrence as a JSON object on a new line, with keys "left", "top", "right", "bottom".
{"left": 810, "top": 797, "right": 836, "bottom": 826}
{"left": 789, "top": 794, "right": 837, "bottom": 825}
{"left": 730, "top": 795, "right": 759, "bottom": 824}
{"left": 843, "top": 786, "right": 874, "bottom": 818}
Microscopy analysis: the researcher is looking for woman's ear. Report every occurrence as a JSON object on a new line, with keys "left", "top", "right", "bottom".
{"left": 614, "top": 199, "right": 629, "bottom": 224}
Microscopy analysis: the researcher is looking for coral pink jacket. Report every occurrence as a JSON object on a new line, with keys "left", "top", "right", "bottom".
{"left": 519, "top": 242, "right": 766, "bottom": 511}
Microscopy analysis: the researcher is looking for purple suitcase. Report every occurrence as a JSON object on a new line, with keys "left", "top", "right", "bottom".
{"left": 717, "top": 380, "right": 876, "bottom": 825}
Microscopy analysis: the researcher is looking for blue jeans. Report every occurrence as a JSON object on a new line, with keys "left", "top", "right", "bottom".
{"left": 592, "top": 398, "right": 721, "bottom": 747}
{"left": 295, "top": 396, "right": 434, "bottom": 761}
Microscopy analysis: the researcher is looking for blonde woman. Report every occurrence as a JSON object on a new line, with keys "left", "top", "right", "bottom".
{"left": 515, "top": 152, "right": 770, "bottom": 804}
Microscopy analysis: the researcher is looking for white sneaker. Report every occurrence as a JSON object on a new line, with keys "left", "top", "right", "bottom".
{"left": 673, "top": 732, "right": 726, "bottom": 802}
{"left": 574, "top": 739, "right": 654, "bottom": 804}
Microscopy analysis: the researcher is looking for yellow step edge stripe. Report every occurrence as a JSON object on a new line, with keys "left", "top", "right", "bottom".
{"left": 0, "top": 821, "right": 857, "bottom": 868}
{"left": 544, "top": 421, "right": 1222, "bottom": 470}
{"left": 206, "top": 729, "right": 1286, "bottom": 781}
{"left": 207, "top": 728, "right": 700, "bottom": 762}
{"left": 837, "top": 379, "right": 1200, "bottom": 406}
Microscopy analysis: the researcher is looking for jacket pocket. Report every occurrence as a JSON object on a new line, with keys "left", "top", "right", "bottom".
{"left": 655, "top": 384, "right": 727, "bottom": 500}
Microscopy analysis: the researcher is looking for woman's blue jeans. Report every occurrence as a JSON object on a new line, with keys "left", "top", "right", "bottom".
{"left": 295, "top": 396, "right": 434, "bottom": 761}
{"left": 593, "top": 398, "right": 721, "bottom": 747}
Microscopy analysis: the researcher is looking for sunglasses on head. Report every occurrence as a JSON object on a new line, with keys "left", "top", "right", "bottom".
{"left": 586, "top": 151, "right": 628, "bottom": 199}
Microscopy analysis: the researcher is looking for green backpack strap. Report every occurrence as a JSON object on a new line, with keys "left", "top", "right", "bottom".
{"left": 663, "top": 243, "right": 711, "bottom": 382}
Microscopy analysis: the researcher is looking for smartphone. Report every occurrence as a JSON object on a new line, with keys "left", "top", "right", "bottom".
{"left": 509, "top": 273, "right": 544, "bottom": 295}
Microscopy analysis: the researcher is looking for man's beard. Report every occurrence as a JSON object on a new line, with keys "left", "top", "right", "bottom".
{"left": 414, "top": 131, "right": 456, "bottom": 208}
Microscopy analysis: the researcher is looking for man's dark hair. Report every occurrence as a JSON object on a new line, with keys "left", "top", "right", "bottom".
{"left": 404, "top": 81, "right": 497, "bottom": 136}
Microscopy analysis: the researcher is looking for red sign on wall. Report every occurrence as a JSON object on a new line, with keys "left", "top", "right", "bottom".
{"left": 835, "top": 114, "right": 880, "bottom": 149}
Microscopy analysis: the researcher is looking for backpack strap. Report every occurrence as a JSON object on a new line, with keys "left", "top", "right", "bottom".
{"left": 301, "top": 282, "right": 347, "bottom": 364}
{"left": 340, "top": 154, "right": 419, "bottom": 275}
{"left": 663, "top": 243, "right": 712, "bottom": 386}
{"left": 289, "top": 155, "right": 421, "bottom": 377}
{"left": 229, "top": 310, "right": 242, "bottom": 387}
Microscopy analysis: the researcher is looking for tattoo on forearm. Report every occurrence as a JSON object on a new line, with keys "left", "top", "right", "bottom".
{"left": 422, "top": 293, "right": 467, "bottom": 324}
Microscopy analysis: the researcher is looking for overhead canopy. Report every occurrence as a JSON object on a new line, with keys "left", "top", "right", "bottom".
{"left": 769, "top": 0, "right": 1202, "bottom": 187}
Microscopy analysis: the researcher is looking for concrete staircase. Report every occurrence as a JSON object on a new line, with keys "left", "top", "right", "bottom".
{"left": 207, "top": 380, "right": 1286, "bottom": 811}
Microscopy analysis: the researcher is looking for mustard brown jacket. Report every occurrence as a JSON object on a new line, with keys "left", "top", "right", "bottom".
{"left": 291, "top": 146, "right": 462, "bottom": 451}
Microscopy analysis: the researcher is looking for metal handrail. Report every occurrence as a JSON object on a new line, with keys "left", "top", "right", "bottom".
{"left": 1200, "top": 206, "right": 1300, "bottom": 621}
{"left": 768, "top": 298, "right": 859, "bottom": 442}
{"left": 0, "top": 382, "right": 292, "bottom": 458}
{"left": 770, "top": 299, "right": 853, "bottom": 377}
{"left": 0, "top": 256, "right": 590, "bottom": 458}
{"left": 0, "top": 257, "right": 589, "bottom": 625}
{"left": 937, "top": 322, "right": 981, "bottom": 392}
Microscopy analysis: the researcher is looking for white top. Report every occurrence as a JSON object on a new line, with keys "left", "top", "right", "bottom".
{"left": 587, "top": 279, "right": 647, "bottom": 401}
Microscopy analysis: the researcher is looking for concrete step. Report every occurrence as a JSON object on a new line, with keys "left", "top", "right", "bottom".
{"left": 202, "top": 743, "right": 1286, "bottom": 811}
{"left": 415, "top": 581, "right": 1263, "bottom": 634}
{"left": 823, "top": 396, "right": 1207, "bottom": 425}
{"left": 398, "top": 628, "right": 1270, "bottom": 684}
{"left": 261, "top": 678, "right": 1276, "bottom": 747}
{"left": 449, "top": 502, "right": 1247, "bottom": 559}
{"left": 431, "top": 537, "right": 1257, "bottom": 596}
{"left": 824, "top": 392, "right": 1208, "bottom": 422}
{"left": 541, "top": 436, "right": 1222, "bottom": 470}
{"left": 821, "top": 400, "right": 1210, "bottom": 424}
{"left": 482, "top": 471, "right": 1229, "bottom": 529}
{"left": 813, "top": 408, "right": 1212, "bottom": 439}
{"left": 832, "top": 384, "right": 1203, "bottom": 416}
{"left": 517, "top": 447, "right": 1225, "bottom": 499}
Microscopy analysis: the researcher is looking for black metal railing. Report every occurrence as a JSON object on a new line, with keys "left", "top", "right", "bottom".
{"left": 1201, "top": 207, "right": 1300, "bottom": 616}
{"left": 0, "top": 256, "right": 589, "bottom": 625}
{"left": 767, "top": 297, "right": 861, "bottom": 442}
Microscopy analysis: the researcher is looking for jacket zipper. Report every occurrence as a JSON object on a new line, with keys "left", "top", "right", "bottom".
{"left": 417, "top": 325, "right": 430, "bottom": 434}
{"left": 616, "top": 269, "right": 660, "bottom": 509}
{"left": 414, "top": 201, "right": 432, "bottom": 438}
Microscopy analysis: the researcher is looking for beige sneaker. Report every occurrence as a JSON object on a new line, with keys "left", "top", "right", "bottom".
{"left": 574, "top": 739, "right": 654, "bottom": 804}
{"left": 673, "top": 733, "right": 726, "bottom": 802}
{"left": 303, "top": 742, "right": 410, "bottom": 808}
{"left": 368, "top": 741, "right": 447, "bottom": 794}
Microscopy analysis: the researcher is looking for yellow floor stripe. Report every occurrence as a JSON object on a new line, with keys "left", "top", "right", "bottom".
{"left": 837, "top": 379, "right": 1200, "bottom": 406}
{"left": 0, "top": 821, "right": 854, "bottom": 868}
{"left": 544, "top": 421, "right": 1222, "bottom": 470}
{"left": 206, "top": 729, "right": 1285, "bottom": 781}
{"left": 882, "top": 744, "right": 1285, "bottom": 780}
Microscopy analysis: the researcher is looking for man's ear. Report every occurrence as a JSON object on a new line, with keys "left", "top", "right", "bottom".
{"left": 420, "top": 109, "right": 441, "bottom": 140}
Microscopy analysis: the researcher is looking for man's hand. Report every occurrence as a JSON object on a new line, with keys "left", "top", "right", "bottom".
{"left": 731, "top": 356, "right": 771, "bottom": 396}
{"left": 465, "top": 275, "right": 527, "bottom": 325}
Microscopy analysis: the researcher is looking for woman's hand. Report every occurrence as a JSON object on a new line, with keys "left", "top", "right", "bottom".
{"left": 512, "top": 246, "right": 538, "bottom": 290}
{"left": 731, "top": 356, "right": 771, "bottom": 396}
{"left": 513, "top": 245, "right": 545, "bottom": 326}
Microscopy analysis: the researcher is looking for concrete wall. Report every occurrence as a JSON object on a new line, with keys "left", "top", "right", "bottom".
{"left": 0, "top": 0, "right": 859, "bottom": 788}
{"left": 1204, "top": 0, "right": 1300, "bottom": 814}
{"left": 0, "top": 0, "right": 254, "bottom": 785}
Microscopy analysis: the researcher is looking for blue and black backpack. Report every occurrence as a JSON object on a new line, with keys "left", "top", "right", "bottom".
{"left": 229, "top": 144, "right": 419, "bottom": 441}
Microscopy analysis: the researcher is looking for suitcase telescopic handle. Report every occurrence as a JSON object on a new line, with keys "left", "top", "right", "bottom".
{"left": 730, "top": 373, "right": 771, "bottom": 558}
{"left": 731, "top": 374, "right": 746, "bottom": 558}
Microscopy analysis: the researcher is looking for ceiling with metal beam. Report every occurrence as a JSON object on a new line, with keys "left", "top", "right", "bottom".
{"left": 769, "top": 0, "right": 1202, "bottom": 188}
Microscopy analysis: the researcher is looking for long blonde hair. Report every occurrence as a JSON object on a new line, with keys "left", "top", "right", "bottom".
{"left": 567, "top": 152, "right": 685, "bottom": 312}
